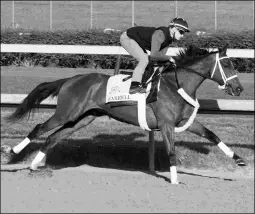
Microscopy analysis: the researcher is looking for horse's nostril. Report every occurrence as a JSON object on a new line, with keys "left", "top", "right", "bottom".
{"left": 236, "top": 87, "right": 243, "bottom": 93}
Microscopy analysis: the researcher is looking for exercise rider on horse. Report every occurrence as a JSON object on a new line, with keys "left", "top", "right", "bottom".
{"left": 120, "top": 17, "right": 190, "bottom": 94}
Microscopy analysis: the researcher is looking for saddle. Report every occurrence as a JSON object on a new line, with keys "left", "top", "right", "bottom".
{"left": 105, "top": 59, "right": 174, "bottom": 107}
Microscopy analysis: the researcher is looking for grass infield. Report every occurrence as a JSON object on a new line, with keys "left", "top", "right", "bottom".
{"left": 1, "top": 67, "right": 254, "bottom": 100}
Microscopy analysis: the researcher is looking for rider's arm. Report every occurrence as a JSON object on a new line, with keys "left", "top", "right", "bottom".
{"left": 150, "top": 30, "right": 173, "bottom": 62}
{"left": 160, "top": 46, "right": 169, "bottom": 55}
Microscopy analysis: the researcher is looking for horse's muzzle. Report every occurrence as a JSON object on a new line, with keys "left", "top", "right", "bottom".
{"left": 225, "top": 83, "right": 243, "bottom": 96}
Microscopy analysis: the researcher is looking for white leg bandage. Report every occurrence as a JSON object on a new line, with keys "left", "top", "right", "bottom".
{"left": 30, "top": 151, "right": 46, "bottom": 170}
{"left": 218, "top": 142, "right": 234, "bottom": 158}
{"left": 170, "top": 166, "right": 179, "bottom": 184}
{"left": 12, "top": 137, "right": 30, "bottom": 154}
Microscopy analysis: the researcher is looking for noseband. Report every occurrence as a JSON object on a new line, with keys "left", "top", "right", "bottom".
{"left": 211, "top": 52, "right": 238, "bottom": 90}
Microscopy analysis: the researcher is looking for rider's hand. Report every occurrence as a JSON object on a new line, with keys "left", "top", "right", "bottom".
{"left": 169, "top": 57, "right": 176, "bottom": 67}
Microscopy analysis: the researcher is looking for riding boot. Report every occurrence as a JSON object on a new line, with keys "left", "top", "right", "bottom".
{"left": 129, "top": 81, "right": 146, "bottom": 94}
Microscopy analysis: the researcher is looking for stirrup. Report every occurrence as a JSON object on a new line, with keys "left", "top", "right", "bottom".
{"left": 129, "top": 85, "right": 146, "bottom": 94}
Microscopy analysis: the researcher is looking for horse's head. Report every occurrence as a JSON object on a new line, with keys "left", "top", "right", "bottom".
{"left": 210, "top": 44, "right": 243, "bottom": 96}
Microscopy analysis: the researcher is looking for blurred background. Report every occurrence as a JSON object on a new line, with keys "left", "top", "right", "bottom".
{"left": 1, "top": 1, "right": 254, "bottom": 32}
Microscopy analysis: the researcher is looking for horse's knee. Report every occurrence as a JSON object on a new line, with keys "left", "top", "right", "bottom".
{"left": 188, "top": 122, "right": 221, "bottom": 144}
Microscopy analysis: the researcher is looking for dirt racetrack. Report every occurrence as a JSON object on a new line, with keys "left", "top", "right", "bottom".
{"left": 1, "top": 161, "right": 254, "bottom": 213}
{"left": 1, "top": 137, "right": 254, "bottom": 213}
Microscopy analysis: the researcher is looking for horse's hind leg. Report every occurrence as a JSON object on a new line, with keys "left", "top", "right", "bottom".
{"left": 182, "top": 119, "right": 246, "bottom": 166}
{"left": 11, "top": 114, "right": 63, "bottom": 154}
{"left": 30, "top": 115, "right": 96, "bottom": 170}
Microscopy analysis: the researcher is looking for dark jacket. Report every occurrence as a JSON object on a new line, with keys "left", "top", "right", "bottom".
{"left": 126, "top": 26, "right": 173, "bottom": 52}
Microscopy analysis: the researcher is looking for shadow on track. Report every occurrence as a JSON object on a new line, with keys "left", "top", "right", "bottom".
{"left": 2, "top": 133, "right": 254, "bottom": 173}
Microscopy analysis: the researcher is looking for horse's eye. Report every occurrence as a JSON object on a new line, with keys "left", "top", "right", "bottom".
{"left": 222, "top": 62, "right": 229, "bottom": 68}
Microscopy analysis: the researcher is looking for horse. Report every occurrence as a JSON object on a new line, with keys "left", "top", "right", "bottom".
{"left": 4, "top": 44, "right": 246, "bottom": 184}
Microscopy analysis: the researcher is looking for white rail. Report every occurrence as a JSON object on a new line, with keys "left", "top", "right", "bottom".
{"left": 1, "top": 44, "right": 254, "bottom": 58}
{"left": 1, "top": 44, "right": 254, "bottom": 112}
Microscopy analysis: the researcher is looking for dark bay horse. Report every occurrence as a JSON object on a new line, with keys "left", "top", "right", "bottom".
{"left": 5, "top": 44, "right": 246, "bottom": 184}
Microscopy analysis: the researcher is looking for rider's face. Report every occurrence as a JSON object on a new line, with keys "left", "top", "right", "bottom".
{"left": 174, "top": 27, "right": 185, "bottom": 40}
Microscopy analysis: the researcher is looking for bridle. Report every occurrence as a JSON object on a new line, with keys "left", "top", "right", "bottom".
{"left": 146, "top": 51, "right": 238, "bottom": 91}
{"left": 210, "top": 52, "right": 238, "bottom": 90}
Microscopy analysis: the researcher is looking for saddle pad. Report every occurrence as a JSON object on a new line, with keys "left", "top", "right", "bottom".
{"left": 105, "top": 70, "right": 161, "bottom": 107}
{"left": 105, "top": 74, "right": 151, "bottom": 104}
{"left": 105, "top": 75, "right": 151, "bottom": 130}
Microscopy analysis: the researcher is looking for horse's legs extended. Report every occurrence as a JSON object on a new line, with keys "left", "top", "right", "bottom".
{"left": 30, "top": 115, "right": 96, "bottom": 170}
{"left": 12, "top": 115, "right": 63, "bottom": 154}
{"left": 184, "top": 119, "right": 246, "bottom": 166}
{"left": 160, "top": 123, "right": 178, "bottom": 184}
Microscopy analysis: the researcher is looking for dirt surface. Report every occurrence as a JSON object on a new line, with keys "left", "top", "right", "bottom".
{"left": 1, "top": 164, "right": 254, "bottom": 213}
{"left": 1, "top": 139, "right": 254, "bottom": 213}
{"left": 1, "top": 138, "right": 254, "bottom": 213}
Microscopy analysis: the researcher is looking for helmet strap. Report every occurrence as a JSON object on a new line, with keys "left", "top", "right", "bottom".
{"left": 169, "top": 27, "right": 175, "bottom": 38}
{"left": 172, "top": 32, "right": 176, "bottom": 41}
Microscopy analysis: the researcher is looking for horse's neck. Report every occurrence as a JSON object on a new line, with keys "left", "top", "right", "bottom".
{"left": 178, "top": 57, "right": 213, "bottom": 94}
{"left": 164, "top": 67, "right": 206, "bottom": 98}
{"left": 179, "top": 68, "right": 205, "bottom": 95}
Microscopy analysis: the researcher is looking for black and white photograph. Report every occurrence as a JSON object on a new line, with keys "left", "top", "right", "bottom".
{"left": 1, "top": 1, "right": 254, "bottom": 213}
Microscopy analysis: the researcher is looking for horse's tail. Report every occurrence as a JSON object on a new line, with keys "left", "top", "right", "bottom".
{"left": 5, "top": 78, "right": 69, "bottom": 123}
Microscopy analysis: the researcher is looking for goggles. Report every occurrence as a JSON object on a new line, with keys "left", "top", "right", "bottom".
{"left": 176, "top": 28, "right": 185, "bottom": 35}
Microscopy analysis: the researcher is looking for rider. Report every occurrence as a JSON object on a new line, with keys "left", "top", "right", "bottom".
{"left": 120, "top": 17, "right": 190, "bottom": 94}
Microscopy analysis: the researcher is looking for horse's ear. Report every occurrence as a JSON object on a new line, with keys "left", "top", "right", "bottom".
{"left": 220, "top": 44, "right": 228, "bottom": 54}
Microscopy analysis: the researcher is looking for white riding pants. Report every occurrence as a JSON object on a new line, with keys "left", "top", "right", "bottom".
{"left": 120, "top": 31, "right": 149, "bottom": 83}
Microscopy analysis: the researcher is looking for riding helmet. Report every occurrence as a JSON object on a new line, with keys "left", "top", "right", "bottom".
{"left": 170, "top": 17, "right": 190, "bottom": 32}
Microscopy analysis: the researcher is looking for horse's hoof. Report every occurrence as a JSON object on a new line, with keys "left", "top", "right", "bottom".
{"left": 28, "top": 166, "right": 53, "bottom": 178}
{"left": 235, "top": 158, "right": 247, "bottom": 167}
{"left": 1, "top": 146, "right": 16, "bottom": 164}
{"left": 30, "top": 164, "right": 39, "bottom": 171}
{"left": 233, "top": 154, "right": 247, "bottom": 167}
{"left": 1, "top": 145, "right": 13, "bottom": 154}
{"left": 171, "top": 180, "right": 179, "bottom": 184}
{"left": 29, "top": 167, "right": 38, "bottom": 172}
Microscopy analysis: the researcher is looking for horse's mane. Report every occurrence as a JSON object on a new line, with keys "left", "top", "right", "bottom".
{"left": 174, "top": 45, "right": 217, "bottom": 67}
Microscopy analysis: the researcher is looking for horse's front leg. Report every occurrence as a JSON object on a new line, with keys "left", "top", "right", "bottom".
{"left": 183, "top": 119, "right": 246, "bottom": 166}
{"left": 160, "top": 123, "right": 179, "bottom": 184}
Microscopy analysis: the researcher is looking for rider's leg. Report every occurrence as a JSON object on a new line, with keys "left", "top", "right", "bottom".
{"left": 120, "top": 32, "right": 148, "bottom": 93}
{"left": 132, "top": 54, "right": 149, "bottom": 83}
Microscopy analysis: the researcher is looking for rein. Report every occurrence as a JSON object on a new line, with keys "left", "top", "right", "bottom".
{"left": 149, "top": 51, "right": 238, "bottom": 91}
{"left": 144, "top": 63, "right": 207, "bottom": 89}
{"left": 174, "top": 67, "right": 207, "bottom": 89}
{"left": 144, "top": 62, "right": 172, "bottom": 85}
